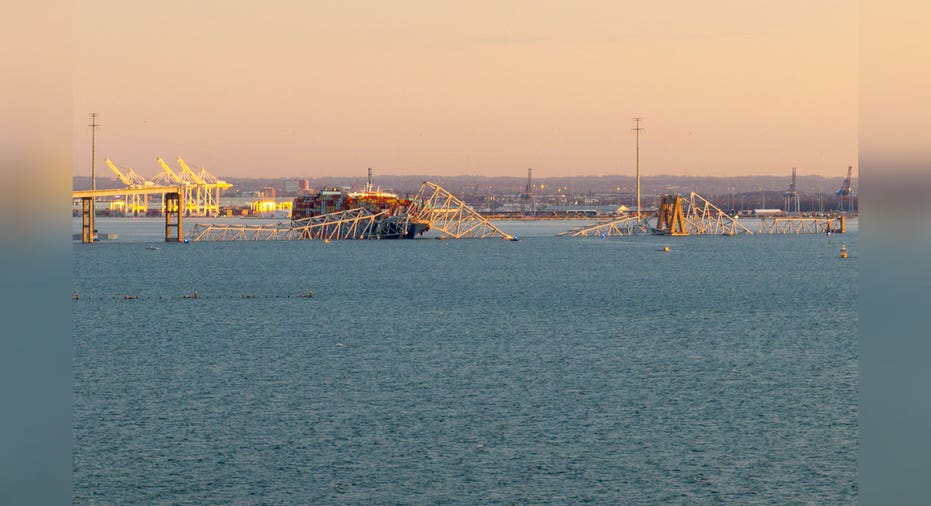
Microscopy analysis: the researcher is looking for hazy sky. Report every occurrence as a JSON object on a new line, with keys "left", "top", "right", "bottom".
{"left": 72, "top": 0, "right": 857, "bottom": 179}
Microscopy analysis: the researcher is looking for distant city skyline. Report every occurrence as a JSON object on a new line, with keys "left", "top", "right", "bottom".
{"left": 73, "top": 1, "right": 856, "bottom": 179}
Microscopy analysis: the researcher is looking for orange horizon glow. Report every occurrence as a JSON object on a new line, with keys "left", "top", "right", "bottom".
{"left": 72, "top": 1, "right": 857, "bottom": 179}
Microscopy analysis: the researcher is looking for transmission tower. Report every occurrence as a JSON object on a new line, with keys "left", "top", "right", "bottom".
{"left": 784, "top": 167, "right": 800, "bottom": 214}
{"left": 521, "top": 167, "right": 534, "bottom": 216}
{"left": 632, "top": 117, "right": 644, "bottom": 220}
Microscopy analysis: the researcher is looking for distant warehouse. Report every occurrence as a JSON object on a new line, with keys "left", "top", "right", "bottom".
{"left": 753, "top": 209, "right": 785, "bottom": 217}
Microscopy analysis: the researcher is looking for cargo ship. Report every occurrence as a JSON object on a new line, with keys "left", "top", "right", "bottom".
{"left": 291, "top": 188, "right": 429, "bottom": 239}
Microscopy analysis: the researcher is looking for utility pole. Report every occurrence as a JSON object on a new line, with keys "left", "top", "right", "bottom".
{"left": 89, "top": 113, "right": 99, "bottom": 191}
{"left": 632, "top": 117, "right": 644, "bottom": 220}
{"left": 89, "top": 113, "right": 99, "bottom": 221}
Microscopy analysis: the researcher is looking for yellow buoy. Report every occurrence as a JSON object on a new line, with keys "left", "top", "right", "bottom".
{"left": 840, "top": 243, "right": 848, "bottom": 259}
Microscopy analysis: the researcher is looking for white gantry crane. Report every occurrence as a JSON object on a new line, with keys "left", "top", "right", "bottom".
{"left": 151, "top": 156, "right": 233, "bottom": 217}
{"left": 105, "top": 158, "right": 153, "bottom": 215}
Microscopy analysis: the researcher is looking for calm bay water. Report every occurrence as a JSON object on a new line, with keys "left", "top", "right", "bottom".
{"left": 73, "top": 218, "right": 858, "bottom": 504}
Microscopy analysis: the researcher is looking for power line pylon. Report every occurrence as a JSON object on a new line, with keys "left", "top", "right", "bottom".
{"left": 632, "top": 117, "right": 644, "bottom": 221}
{"left": 784, "top": 167, "right": 800, "bottom": 214}
{"left": 521, "top": 167, "right": 533, "bottom": 216}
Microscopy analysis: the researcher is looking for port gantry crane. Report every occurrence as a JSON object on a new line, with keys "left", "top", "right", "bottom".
{"left": 836, "top": 165, "right": 854, "bottom": 212}
{"left": 196, "top": 165, "right": 233, "bottom": 214}
{"left": 151, "top": 156, "right": 232, "bottom": 216}
{"left": 104, "top": 158, "right": 152, "bottom": 215}
{"left": 176, "top": 157, "right": 210, "bottom": 216}
{"left": 153, "top": 157, "right": 190, "bottom": 214}
{"left": 177, "top": 157, "right": 231, "bottom": 217}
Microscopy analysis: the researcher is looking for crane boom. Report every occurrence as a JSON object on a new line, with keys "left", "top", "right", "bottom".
{"left": 105, "top": 158, "right": 133, "bottom": 186}
{"left": 177, "top": 157, "right": 207, "bottom": 185}
{"left": 836, "top": 165, "right": 852, "bottom": 197}
{"left": 124, "top": 168, "right": 150, "bottom": 186}
{"left": 197, "top": 167, "right": 233, "bottom": 189}
{"left": 157, "top": 157, "right": 184, "bottom": 183}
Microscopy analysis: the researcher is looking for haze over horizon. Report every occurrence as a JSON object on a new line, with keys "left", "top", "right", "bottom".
{"left": 73, "top": 1, "right": 857, "bottom": 179}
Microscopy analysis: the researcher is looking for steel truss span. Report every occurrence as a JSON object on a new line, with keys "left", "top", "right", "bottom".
{"left": 756, "top": 216, "right": 845, "bottom": 235}
{"left": 409, "top": 182, "right": 514, "bottom": 240}
{"left": 557, "top": 217, "right": 646, "bottom": 237}
{"left": 559, "top": 191, "right": 850, "bottom": 237}
{"left": 683, "top": 192, "right": 754, "bottom": 236}
{"left": 188, "top": 181, "right": 514, "bottom": 242}
{"left": 557, "top": 191, "right": 754, "bottom": 238}
{"left": 189, "top": 208, "right": 386, "bottom": 241}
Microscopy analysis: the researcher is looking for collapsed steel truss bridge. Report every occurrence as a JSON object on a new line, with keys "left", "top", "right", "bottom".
{"left": 188, "top": 181, "right": 514, "bottom": 242}
{"left": 756, "top": 216, "right": 846, "bottom": 235}
{"left": 560, "top": 192, "right": 844, "bottom": 237}
{"left": 408, "top": 182, "right": 514, "bottom": 240}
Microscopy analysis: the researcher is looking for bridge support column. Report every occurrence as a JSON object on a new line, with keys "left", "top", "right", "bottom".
{"left": 657, "top": 195, "right": 689, "bottom": 236}
{"left": 165, "top": 192, "right": 183, "bottom": 242}
{"left": 81, "top": 197, "right": 94, "bottom": 243}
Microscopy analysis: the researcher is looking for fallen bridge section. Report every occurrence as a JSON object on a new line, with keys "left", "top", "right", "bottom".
{"left": 756, "top": 216, "right": 845, "bottom": 235}
{"left": 558, "top": 191, "right": 754, "bottom": 237}
{"left": 557, "top": 217, "right": 646, "bottom": 237}
{"left": 187, "top": 181, "right": 514, "bottom": 242}
{"left": 559, "top": 191, "right": 849, "bottom": 237}
{"left": 188, "top": 208, "right": 388, "bottom": 241}
{"left": 682, "top": 192, "right": 754, "bottom": 236}
{"left": 409, "top": 181, "right": 515, "bottom": 240}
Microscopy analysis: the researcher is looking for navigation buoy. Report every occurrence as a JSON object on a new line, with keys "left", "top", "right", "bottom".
{"left": 840, "top": 243, "right": 848, "bottom": 259}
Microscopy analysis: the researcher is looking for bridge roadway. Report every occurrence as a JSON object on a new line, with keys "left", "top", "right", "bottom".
{"left": 73, "top": 181, "right": 517, "bottom": 244}
{"left": 72, "top": 185, "right": 181, "bottom": 199}
{"left": 73, "top": 186, "right": 184, "bottom": 243}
